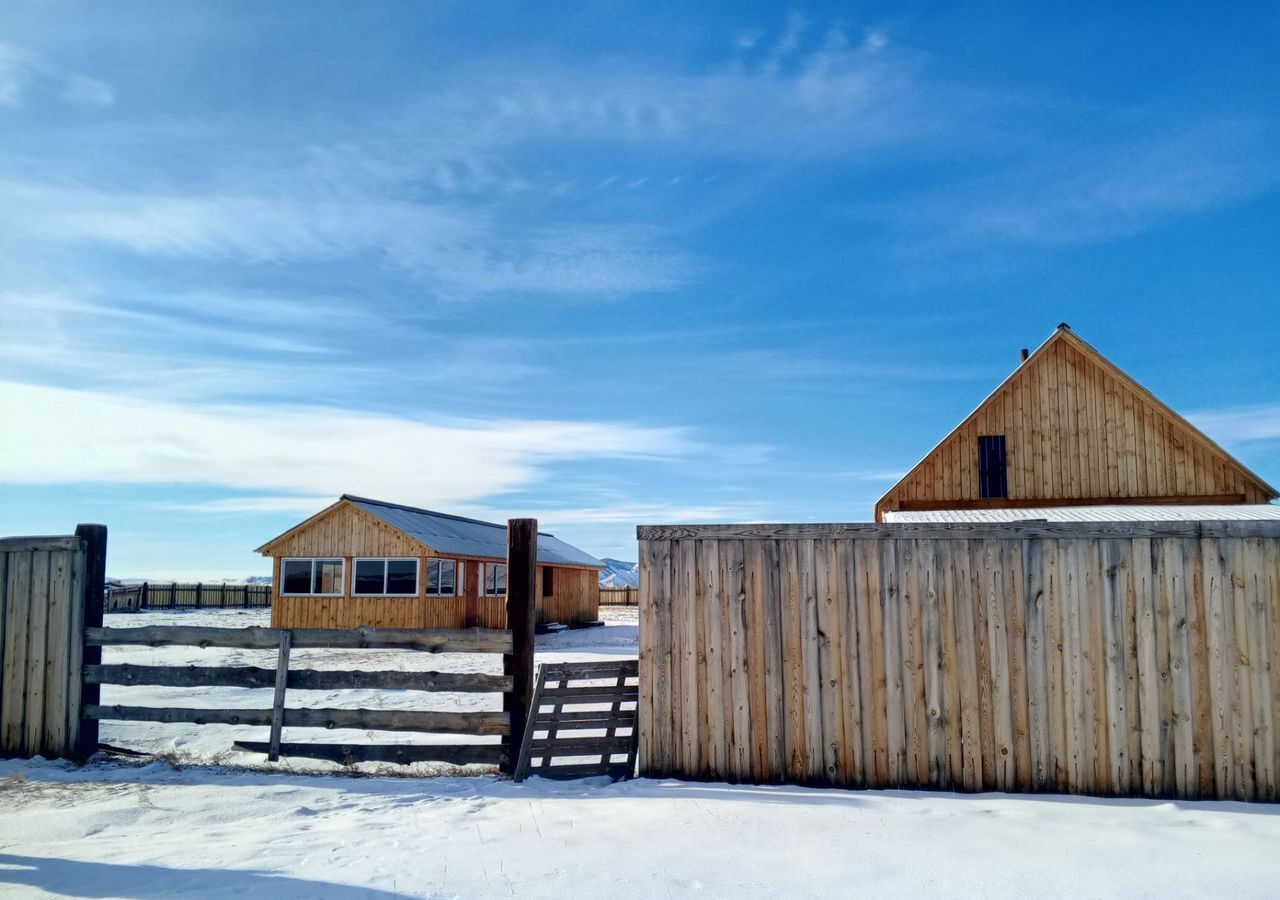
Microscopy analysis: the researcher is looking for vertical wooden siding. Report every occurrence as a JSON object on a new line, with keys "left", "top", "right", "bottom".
{"left": 876, "top": 332, "right": 1274, "bottom": 517}
{"left": 0, "top": 536, "right": 87, "bottom": 759}
{"left": 638, "top": 522, "right": 1280, "bottom": 800}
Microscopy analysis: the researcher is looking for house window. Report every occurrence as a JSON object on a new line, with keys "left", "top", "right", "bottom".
{"left": 542, "top": 566, "right": 553, "bottom": 597}
{"left": 353, "top": 558, "right": 419, "bottom": 596}
{"left": 426, "top": 558, "right": 460, "bottom": 597}
{"left": 483, "top": 562, "right": 507, "bottom": 596}
{"left": 978, "top": 435, "right": 1008, "bottom": 499}
{"left": 281, "top": 558, "right": 345, "bottom": 596}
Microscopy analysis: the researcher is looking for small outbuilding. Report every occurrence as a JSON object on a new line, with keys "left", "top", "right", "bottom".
{"left": 256, "top": 495, "right": 603, "bottom": 629}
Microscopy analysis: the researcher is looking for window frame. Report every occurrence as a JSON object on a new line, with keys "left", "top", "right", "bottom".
{"left": 483, "top": 562, "right": 507, "bottom": 597}
{"left": 424, "top": 558, "right": 462, "bottom": 597}
{"left": 978, "top": 434, "right": 1009, "bottom": 499}
{"left": 279, "top": 557, "right": 346, "bottom": 597}
{"left": 351, "top": 557, "right": 420, "bottom": 598}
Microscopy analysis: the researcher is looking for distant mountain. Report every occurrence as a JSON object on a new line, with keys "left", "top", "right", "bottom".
{"left": 599, "top": 558, "right": 639, "bottom": 588}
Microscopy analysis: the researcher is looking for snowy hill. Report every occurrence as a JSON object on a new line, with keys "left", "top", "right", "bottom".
{"left": 599, "top": 558, "right": 639, "bottom": 587}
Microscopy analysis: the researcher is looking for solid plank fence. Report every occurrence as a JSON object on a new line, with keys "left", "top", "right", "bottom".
{"left": 106, "top": 582, "right": 271, "bottom": 612}
{"left": 599, "top": 586, "right": 639, "bottom": 606}
{"left": 638, "top": 521, "right": 1280, "bottom": 801}
{"left": 0, "top": 526, "right": 105, "bottom": 759}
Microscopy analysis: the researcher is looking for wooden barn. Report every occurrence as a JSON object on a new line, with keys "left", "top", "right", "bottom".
{"left": 875, "top": 325, "right": 1278, "bottom": 521}
{"left": 257, "top": 495, "right": 603, "bottom": 629}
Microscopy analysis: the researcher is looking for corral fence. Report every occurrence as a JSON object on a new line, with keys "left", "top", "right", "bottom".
{"left": 599, "top": 586, "right": 639, "bottom": 607}
{"left": 638, "top": 520, "right": 1280, "bottom": 802}
{"left": 1, "top": 521, "right": 541, "bottom": 773}
{"left": 106, "top": 582, "right": 272, "bottom": 612}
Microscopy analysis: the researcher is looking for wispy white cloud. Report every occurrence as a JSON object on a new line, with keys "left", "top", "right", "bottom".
{"left": 0, "top": 381, "right": 698, "bottom": 506}
{"left": 1189, "top": 404, "right": 1280, "bottom": 444}
{"left": 0, "top": 181, "right": 691, "bottom": 298}
{"left": 0, "top": 42, "right": 114, "bottom": 110}
{"left": 871, "top": 119, "right": 1280, "bottom": 259}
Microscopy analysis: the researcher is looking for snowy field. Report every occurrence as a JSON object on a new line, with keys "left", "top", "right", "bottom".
{"left": 2, "top": 606, "right": 1279, "bottom": 898}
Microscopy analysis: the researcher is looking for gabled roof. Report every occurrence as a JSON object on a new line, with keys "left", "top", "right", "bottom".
{"left": 256, "top": 495, "right": 603, "bottom": 569}
{"left": 875, "top": 324, "right": 1278, "bottom": 515}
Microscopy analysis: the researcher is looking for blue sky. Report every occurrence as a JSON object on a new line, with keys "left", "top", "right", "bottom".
{"left": 2, "top": 2, "right": 1278, "bottom": 578}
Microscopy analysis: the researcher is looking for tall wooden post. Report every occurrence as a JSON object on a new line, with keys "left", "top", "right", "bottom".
{"left": 502, "top": 518, "right": 537, "bottom": 774}
{"left": 75, "top": 524, "right": 107, "bottom": 759}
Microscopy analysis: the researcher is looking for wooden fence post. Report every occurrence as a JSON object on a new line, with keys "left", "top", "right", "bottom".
{"left": 140, "top": 582, "right": 148, "bottom": 609}
{"left": 75, "top": 524, "right": 107, "bottom": 759}
{"left": 268, "top": 630, "right": 292, "bottom": 762}
{"left": 502, "top": 518, "right": 537, "bottom": 775}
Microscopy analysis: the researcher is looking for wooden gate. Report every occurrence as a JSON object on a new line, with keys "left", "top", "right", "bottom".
{"left": 514, "top": 659, "right": 639, "bottom": 781}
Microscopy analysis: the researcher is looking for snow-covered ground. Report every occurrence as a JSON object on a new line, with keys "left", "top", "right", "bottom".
{"left": 2, "top": 606, "right": 1278, "bottom": 898}
{"left": 3, "top": 759, "right": 1278, "bottom": 898}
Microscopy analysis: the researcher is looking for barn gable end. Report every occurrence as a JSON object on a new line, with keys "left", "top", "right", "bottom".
{"left": 875, "top": 326, "right": 1277, "bottom": 520}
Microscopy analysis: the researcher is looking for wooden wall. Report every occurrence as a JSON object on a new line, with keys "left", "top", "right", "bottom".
{"left": 638, "top": 521, "right": 1280, "bottom": 801}
{"left": 0, "top": 535, "right": 87, "bottom": 759}
{"left": 265, "top": 504, "right": 599, "bottom": 629}
{"left": 876, "top": 331, "right": 1275, "bottom": 518}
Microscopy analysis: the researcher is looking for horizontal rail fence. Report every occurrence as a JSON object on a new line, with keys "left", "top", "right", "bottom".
{"left": 599, "top": 586, "right": 639, "bottom": 606}
{"left": 638, "top": 521, "right": 1280, "bottom": 802}
{"left": 106, "top": 582, "right": 272, "bottom": 613}
{"left": 85, "top": 624, "right": 517, "bottom": 766}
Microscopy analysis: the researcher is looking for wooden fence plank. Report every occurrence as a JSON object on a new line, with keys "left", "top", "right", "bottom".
{"left": 86, "top": 625, "right": 512, "bottom": 654}
{"left": 267, "top": 631, "right": 292, "bottom": 762}
{"left": 42, "top": 550, "right": 73, "bottom": 756}
{"left": 22, "top": 550, "right": 50, "bottom": 756}
{"left": 87, "top": 705, "right": 510, "bottom": 734}
{"left": 2, "top": 551, "right": 32, "bottom": 753}
{"left": 234, "top": 741, "right": 505, "bottom": 767}
{"left": 84, "top": 664, "right": 513, "bottom": 692}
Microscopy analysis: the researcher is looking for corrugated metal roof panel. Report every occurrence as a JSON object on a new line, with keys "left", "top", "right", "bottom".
{"left": 883, "top": 504, "right": 1280, "bottom": 523}
{"left": 343, "top": 495, "right": 603, "bottom": 568}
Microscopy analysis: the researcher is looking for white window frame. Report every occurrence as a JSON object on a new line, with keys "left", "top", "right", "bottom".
{"left": 280, "top": 557, "right": 346, "bottom": 597}
{"left": 424, "top": 558, "right": 462, "bottom": 597}
{"left": 482, "top": 562, "right": 507, "bottom": 597}
{"left": 352, "top": 557, "right": 420, "bottom": 598}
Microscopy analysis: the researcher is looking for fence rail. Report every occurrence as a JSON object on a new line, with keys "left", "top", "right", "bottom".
{"left": 105, "top": 582, "right": 271, "bottom": 612}
{"left": 599, "top": 586, "right": 639, "bottom": 606}
{"left": 638, "top": 521, "right": 1280, "bottom": 802}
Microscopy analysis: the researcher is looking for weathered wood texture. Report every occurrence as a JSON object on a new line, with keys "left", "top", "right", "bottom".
{"left": 638, "top": 524, "right": 1280, "bottom": 801}
{"left": 264, "top": 500, "right": 599, "bottom": 629}
{"left": 232, "top": 740, "right": 505, "bottom": 767}
{"left": 515, "top": 659, "right": 639, "bottom": 782}
{"left": 85, "top": 624, "right": 512, "bottom": 653}
{"left": 875, "top": 328, "right": 1276, "bottom": 519}
{"left": 0, "top": 533, "right": 90, "bottom": 759}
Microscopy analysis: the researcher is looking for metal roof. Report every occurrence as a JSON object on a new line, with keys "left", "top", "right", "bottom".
{"left": 883, "top": 504, "right": 1280, "bottom": 524}
{"left": 342, "top": 495, "right": 603, "bottom": 568}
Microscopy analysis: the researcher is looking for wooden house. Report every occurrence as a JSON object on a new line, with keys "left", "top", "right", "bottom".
{"left": 875, "top": 325, "right": 1277, "bottom": 521}
{"left": 257, "top": 495, "right": 603, "bottom": 629}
